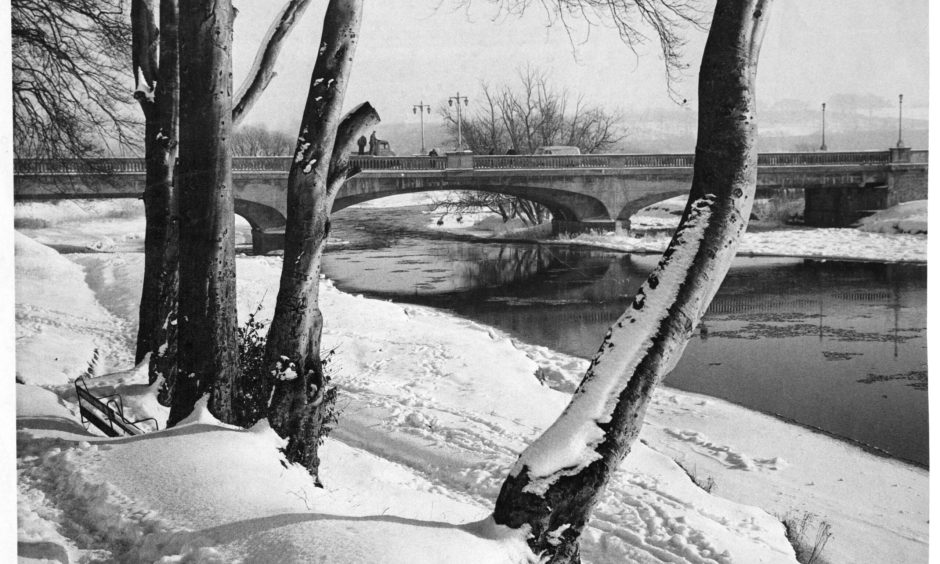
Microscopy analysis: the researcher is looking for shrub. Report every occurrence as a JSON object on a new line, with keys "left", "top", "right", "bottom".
{"left": 236, "top": 306, "right": 270, "bottom": 425}
{"left": 674, "top": 458, "right": 716, "bottom": 494}
{"left": 751, "top": 196, "right": 805, "bottom": 225}
{"left": 236, "top": 306, "right": 340, "bottom": 441}
{"left": 783, "top": 511, "right": 833, "bottom": 564}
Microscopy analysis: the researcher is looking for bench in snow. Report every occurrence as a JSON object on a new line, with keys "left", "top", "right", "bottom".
{"left": 75, "top": 378, "right": 159, "bottom": 437}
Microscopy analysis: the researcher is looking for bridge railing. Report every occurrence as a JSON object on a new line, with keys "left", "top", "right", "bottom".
{"left": 757, "top": 151, "right": 890, "bottom": 166}
{"left": 14, "top": 158, "right": 147, "bottom": 175}
{"left": 349, "top": 156, "right": 447, "bottom": 170}
{"left": 13, "top": 149, "right": 911, "bottom": 175}
{"left": 472, "top": 154, "right": 697, "bottom": 169}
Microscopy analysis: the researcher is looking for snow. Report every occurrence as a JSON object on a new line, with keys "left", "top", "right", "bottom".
{"left": 14, "top": 232, "right": 133, "bottom": 386}
{"left": 11, "top": 206, "right": 929, "bottom": 563}
{"left": 512, "top": 197, "right": 715, "bottom": 493}
{"left": 560, "top": 200, "right": 926, "bottom": 263}
{"left": 856, "top": 200, "right": 927, "bottom": 234}
{"left": 567, "top": 226, "right": 926, "bottom": 263}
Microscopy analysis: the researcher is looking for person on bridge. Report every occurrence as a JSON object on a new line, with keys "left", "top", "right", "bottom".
{"left": 357, "top": 135, "right": 367, "bottom": 155}
{"left": 369, "top": 131, "right": 378, "bottom": 155}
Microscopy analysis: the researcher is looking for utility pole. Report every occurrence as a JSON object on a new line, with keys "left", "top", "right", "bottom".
{"left": 448, "top": 92, "right": 469, "bottom": 150}
{"left": 412, "top": 101, "right": 431, "bottom": 154}
{"left": 896, "top": 94, "right": 905, "bottom": 148}
{"left": 819, "top": 102, "right": 828, "bottom": 151}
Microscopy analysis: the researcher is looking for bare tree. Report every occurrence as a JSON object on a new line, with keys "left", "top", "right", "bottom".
{"left": 132, "top": 0, "right": 180, "bottom": 394}
{"left": 438, "top": 66, "right": 624, "bottom": 226}
{"left": 260, "top": 0, "right": 379, "bottom": 482}
{"left": 444, "top": 66, "right": 626, "bottom": 155}
{"left": 232, "top": 125, "right": 295, "bottom": 156}
{"left": 12, "top": 0, "right": 138, "bottom": 159}
{"left": 131, "top": 0, "right": 315, "bottom": 421}
{"left": 166, "top": 0, "right": 240, "bottom": 426}
{"left": 489, "top": 1, "right": 771, "bottom": 562}
{"left": 431, "top": 191, "right": 549, "bottom": 226}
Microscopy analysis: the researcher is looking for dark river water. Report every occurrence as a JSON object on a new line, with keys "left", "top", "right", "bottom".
{"left": 322, "top": 206, "right": 929, "bottom": 467}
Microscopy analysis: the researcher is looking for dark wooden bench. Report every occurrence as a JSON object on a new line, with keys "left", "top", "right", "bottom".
{"left": 75, "top": 377, "right": 159, "bottom": 437}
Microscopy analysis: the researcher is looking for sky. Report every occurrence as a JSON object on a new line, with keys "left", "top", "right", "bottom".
{"left": 232, "top": 0, "right": 930, "bottom": 133}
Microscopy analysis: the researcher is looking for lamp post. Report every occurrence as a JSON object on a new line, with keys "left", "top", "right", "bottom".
{"left": 448, "top": 92, "right": 469, "bottom": 150}
{"left": 819, "top": 102, "right": 828, "bottom": 151}
{"left": 896, "top": 94, "right": 904, "bottom": 148}
{"left": 412, "top": 101, "right": 431, "bottom": 154}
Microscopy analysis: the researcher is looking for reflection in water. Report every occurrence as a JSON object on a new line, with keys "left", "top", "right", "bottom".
{"left": 325, "top": 206, "right": 928, "bottom": 467}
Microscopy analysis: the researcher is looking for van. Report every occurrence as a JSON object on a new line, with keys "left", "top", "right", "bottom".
{"left": 534, "top": 145, "right": 581, "bottom": 155}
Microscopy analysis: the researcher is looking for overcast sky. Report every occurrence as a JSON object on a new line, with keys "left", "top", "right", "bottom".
{"left": 232, "top": 0, "right": 929, "bottom": 132}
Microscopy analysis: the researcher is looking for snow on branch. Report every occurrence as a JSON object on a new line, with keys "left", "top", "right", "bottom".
{"left": 511, "top": 195, "right": 716, "bottom": 494}
{"left": 232, "top": 0, "right": 314, "bottom": 126}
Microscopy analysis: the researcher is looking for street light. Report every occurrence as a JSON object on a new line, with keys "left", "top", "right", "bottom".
{"left": 412, "top": 101, "right": 431, "bottom": 154}
{"left": 896, "top": 94, "right": 905, "bottom": 148}
{"left": 819, "top": 102, "right": 828, "bottom": 151}
{"left": 448, "top": 92, "right": 469, "bottom": 150}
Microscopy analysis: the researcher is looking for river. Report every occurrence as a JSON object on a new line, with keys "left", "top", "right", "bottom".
{"left": 322, "top": 205, "right": 928, "bottom": 467}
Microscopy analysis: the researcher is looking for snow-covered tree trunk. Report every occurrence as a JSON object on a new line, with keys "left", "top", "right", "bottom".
{"left": 262, "top": 0, "right": 377, "bottom": 479}
{"left": 132, "top": 0, "right": 181, "bottom": 396}
{"left": 492, "top": 1, "right": 772, "bottom": 561}
{"left": 134, "top": 0, "right": 312, "bottom": 395}
{"left": 168, "top": 0, "right": 240, "bottom": 427}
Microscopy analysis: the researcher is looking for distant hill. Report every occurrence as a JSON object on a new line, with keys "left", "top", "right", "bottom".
{"left": 266, "top": 109, "right": 927, "bottom": 157}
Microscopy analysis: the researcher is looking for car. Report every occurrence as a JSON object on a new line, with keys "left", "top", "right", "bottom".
{"left": 534, "top": 145, "right": 581, "bottom": 155}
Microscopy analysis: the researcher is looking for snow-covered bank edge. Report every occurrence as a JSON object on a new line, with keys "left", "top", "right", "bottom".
{"left": 426, "top": 198, "right": 927, "bottom": 264}
{"left": 13, "top": 233, "right": 928, "bottom": 563}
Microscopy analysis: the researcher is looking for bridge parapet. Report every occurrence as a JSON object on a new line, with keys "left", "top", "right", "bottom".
{"left": 15, "top": 149, "right": 906, "bottom": 176}
{"left": 758, "top": 151, "right": 889, "bottom": 166}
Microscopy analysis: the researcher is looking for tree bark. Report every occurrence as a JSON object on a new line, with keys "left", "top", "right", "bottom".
{"left": 135, "top": 0, "right": 309, "bottom": 394}
{"left": 492, "top": 2, "right": 772, "bottom": 561}
{"left": 262, "top": 0, "right": 375, "bottom": 478}
{"left": 168, "top": 0, "right": 240, "bottom": 427}
{"left": 133, "top": 0, "right": 181, "bottom": 397}
{"left": 263, "top": 102, "right": 379, "bottom": 472}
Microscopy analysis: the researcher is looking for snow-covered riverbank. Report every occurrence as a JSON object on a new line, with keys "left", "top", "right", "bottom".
{"left": 428, "top": 197, "right": 928, "bottom": 263}
{"left": 13, "top": 229, "right": 928, "bottom": 563}
{"left": 558, "top": 227, "right": 927, "bottom": 263}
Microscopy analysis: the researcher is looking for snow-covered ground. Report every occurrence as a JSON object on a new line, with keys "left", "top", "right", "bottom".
{"left": 425, "top": 196, "right": 927, "bottom": 263}
{"left": 566, "top": 227, "right": 927, "bottom": 263}
{"left": 856, "top": 200, "right": 927, "bottom": 235}
{"left": 558, "top": 197, "right": 927, "bottom": 263}
{"left": 12, "top": 207, "right": 929, "bottom": 563}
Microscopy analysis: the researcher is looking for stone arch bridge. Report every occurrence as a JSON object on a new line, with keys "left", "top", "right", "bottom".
{"left": 13, "top": 148, "right": 927, "bottom": 253}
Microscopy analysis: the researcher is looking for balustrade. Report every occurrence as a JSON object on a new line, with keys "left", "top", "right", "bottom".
{"left": 12, "top": 149, "right": 915, "bottom": 176}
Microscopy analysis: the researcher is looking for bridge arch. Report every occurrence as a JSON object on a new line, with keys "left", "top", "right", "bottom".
{"left": 333, "top": 183, "right": 611, "bottom": 223}
{"left": 615, "top": 189, "right": 690, "bottom": 224}
{"left": 234, "top": 199, "right": 286, "bottom": 232}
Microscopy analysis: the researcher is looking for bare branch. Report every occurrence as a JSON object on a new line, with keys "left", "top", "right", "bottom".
{"left": 454, "top": 0, "right": 707, "bottom": 99}
{"left": 12, "top": 0, "right": 140, "bottom": 159}
{"left": 232, "top": 0, "right": 315, "bottom": 126}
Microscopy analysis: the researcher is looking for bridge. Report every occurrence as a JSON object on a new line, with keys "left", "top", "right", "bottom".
{"left": 14, "top": 147, "right": 927, "bottom": 253}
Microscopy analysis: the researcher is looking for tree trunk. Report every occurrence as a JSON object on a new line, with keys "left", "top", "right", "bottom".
{"left": 135, "top": 0, "right": 309, "bottom": 395}
{"left": 168, "top": 0, "right": 239, "bottom": 427}
{"left": 263, "top": 0, "right": 375, "bottom": 478}
{"left": 133, "top": 0, "right": 175, "bottom": 369}
{"left": 134, "top": 0, "right": 181, "bottom": 397}
{"left": 491, "top": 2, "right": 772, "bottom": 561}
